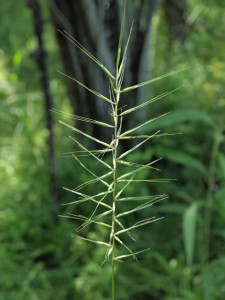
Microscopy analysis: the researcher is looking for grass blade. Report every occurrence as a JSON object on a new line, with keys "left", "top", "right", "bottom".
{"left": 115, "top": 217, "right": 163, "bottom": 236}
{"left": 120, "top": 112, "right": 170, "bottom": 138}
{"left": 72, "top": 155, "right": 110, "bottom": 189}
{"left": 118, "top": 21, "right": 134, "bottom": 78}
{"left": 120, "top": 132, "right": 182, "bottom": 139}
{"left": 72, "top": 170, "right": 113, "bottom": 192}
{"left": 62, "top": 188, "right": 111, "bottom": 209}
{"left": 58, "top": 70, "right": 113, "bottom": 104}
{"left": 116, "top": 2, "right": 126, "bottom": 71}
{"left": 118, "top": 179, "right": 175, "bottom": 183}
{"left": 59, "top": 30, "right": 115, "bottom": 80}
{"left": 74, "top": 234, "right": 111, "bottom": 247}
{"left": 69, "top": 136, "right": 113, "bottom": 170}
{"left": 59, "top": 120, "right": 111, "bottom": 148}
{"left": 119, "top": 92, "right": 167, "bottom": 116}
{"left": 117, "top": 194, "right": 166, "bottom": 202}
{"left": 115, "top": 248, "right": 150, "bottom": 261}
{"left": 116, "top": 195, "right": 168, "bottom": 218}
{"left": 120, "top": 88, "right": 182, "bottom": 116}
{"left": 118, "top": 131, "right": 160, "bottom": 159}
{"left": 63, "top": 148, "right": 113, "bottom": 157}
{"left": 117, "top": 158, "right": 162, "bottom": 181}
{"left": 52, "top": 108, "right": 114, "bottom": 128}
{"left": 115, "top": 217, "right": 136, "bottom": 241}
{"left": 61, "top": 214, "right": 111, "bottom": 229}
{"left": 121, "top": 69, "right": 188, "bottom": 93}
{"left": 117, "top": 158, "right": 162, "bottom": 171}
{"left": 115, "top": 175, "right": 135, "bottom": 199}
{"left": 76, "top": 208, "right": 113, "bottom": 232}
{"left": 114, "top": 236, "right": 136, "bottom": 260}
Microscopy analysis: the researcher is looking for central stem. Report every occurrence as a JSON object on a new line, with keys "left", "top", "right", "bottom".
{"left": 111, "top": 78, "right": 120, "bottom": 300}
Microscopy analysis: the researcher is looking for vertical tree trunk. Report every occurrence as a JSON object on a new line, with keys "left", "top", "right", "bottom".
{"left": 48, "top": 0, "right": 159, "bottom": 145}
{"left": 162, "top": 0, "right": 188, "bottom": 49}
{"left": 28, "top": 0, "right": 58, "bottom": 205}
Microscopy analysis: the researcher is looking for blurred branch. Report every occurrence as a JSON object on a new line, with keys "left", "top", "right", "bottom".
{"left": 28, "top": 0, "right": 59, "bottom": 206}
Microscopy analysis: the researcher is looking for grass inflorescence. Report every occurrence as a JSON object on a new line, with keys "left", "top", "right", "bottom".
{"left": 56, "top": 15, "right": 178, "bottom": 300}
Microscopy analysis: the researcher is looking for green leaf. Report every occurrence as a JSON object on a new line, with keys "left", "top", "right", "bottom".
{"left": 202, "top": 270, "right": 212, "bottom": 300}
{"left": 218, "top": 152, "right": 225, "bottom": 180}
{"left": 141, "top": 109, "right": 214, "bottom": 133}
{"left": 183, "top": 203, "right": 198, "bottom": 266}
{"left": 155, "top": 147, "right": 206, "bottom": 175}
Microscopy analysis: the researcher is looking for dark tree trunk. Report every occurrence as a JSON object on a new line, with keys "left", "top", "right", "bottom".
{"left": 48, "top": 0, "right": 159, "bottom": 145}
{"left": 28, "top": 0, "right": 59, "bottom": 206}
{"left": 162, "top": 0, "right": 188, "bottom": 48}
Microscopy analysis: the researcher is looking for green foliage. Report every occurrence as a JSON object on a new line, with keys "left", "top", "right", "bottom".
{"left": 0, "top": 68, "right": 75, "bottom": 299}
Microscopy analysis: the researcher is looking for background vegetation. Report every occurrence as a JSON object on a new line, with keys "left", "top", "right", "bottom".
{"left": 0, "top": 0, "right": 225, "bottom": 299}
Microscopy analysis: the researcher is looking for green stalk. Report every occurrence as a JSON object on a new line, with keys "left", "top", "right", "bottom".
{"left": 111, "top": 74, "right": 121, "bottom": 300}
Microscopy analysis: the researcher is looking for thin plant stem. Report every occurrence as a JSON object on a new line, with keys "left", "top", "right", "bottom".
{"left": 111, "top": 74, "right": 120, "bottom": 300}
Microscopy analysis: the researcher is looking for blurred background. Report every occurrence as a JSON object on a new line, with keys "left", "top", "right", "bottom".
{"left": 0, "top": 0, "right": 225, "bottom": 299}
